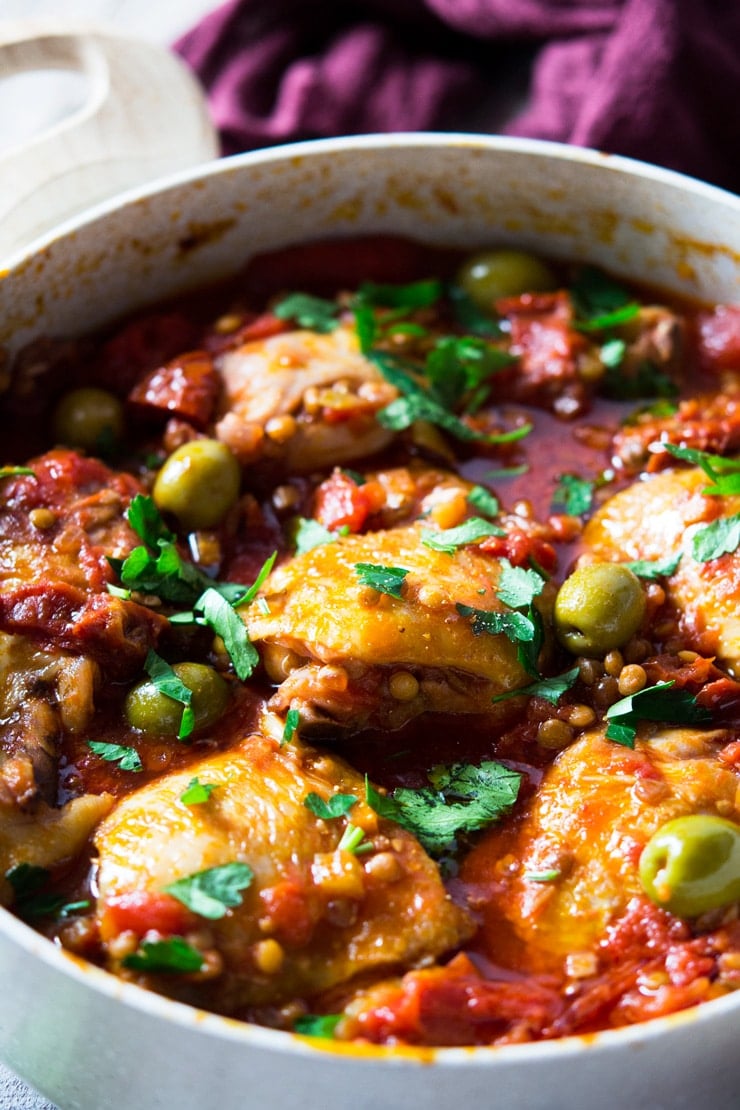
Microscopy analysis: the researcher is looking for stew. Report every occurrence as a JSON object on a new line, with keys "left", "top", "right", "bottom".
{"left": 2, "top": 236, "right": 740, "bottom": 1047}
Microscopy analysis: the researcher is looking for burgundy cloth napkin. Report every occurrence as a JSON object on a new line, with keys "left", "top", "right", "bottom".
{"left": 175, "top": 0, "right": 740, "bottom": 194}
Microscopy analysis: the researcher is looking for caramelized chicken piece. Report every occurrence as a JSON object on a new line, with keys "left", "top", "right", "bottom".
{"left": 95, "top": 732, "right": 472, "bottom": 1013}
{"left": 461, "top": 725, "right": 739, "bottom": 975}
{"left": 214, "top": 323, "right": 397, "bottom": 473}
{"left": 0, "top": 792, "right": 113, "bottom": 887}
{"left": 246, "top": 524, "right": 534, "bottom": 732}
{"left": 581, "top": 466, "right": 740, "bottom": 672}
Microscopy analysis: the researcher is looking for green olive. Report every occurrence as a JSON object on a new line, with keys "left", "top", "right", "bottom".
{"left": 125, "top": 662, "right": 230, "bottom": 737}
{"left": 152, "top": 439, "right": 240, "bottom": 531}
{"left": 554, "top": 563, "right": 646, "bottom": 656}
{"left": 52, "top": 387, "right": 124, "bottom": 451}
{"left": 455, "top": 249, "right": 558, "bottom": 311}
{"left": 639, "top": 814, "right": 740, "bottom": 918}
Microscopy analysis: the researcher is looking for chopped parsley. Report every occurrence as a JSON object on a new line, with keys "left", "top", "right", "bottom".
{"left": 365, "top": 761, "right": 521, "bottom": 857}
{"left": 354, "top": 562, "right": 409, "bottom": 598}
{"left": 599, "top": 338, "right": 627, "bottom": 369}
{"left": 551, "top": 473, "right": 595, "bottom": 516}
{"left": 602, "top": 359, "right": 678, "bottom": 401}
{"left": 448, "top": 285, "right": 504, "bottom": 337}
{"left": 495, "top": 560, "right": 546, "bottom": 610}
{"left": 180, "top": 778, "right": 218, "bottom": 805}
{"left": 692, "top": 513, "right": 740, "bottom": 562}
{"left": 0, "top": 466, "right": 35, "bottom": 480}
{"left": 123, "top": 937, "right": 205, "bottom": 974}
{"left": 164, "top": 862, "right": 254, "bottom": 920}
{"left": 467, "top": 485, "right": 500, "bottom": 518}
{"left": 304, "top": 793, "right": 358, "bottom": 820}
{"left": 282, "top": 708, "right": 300, "bottom": 744}
{"left": 87, "top": 740, "right": 143, "bottom": 773}
{"left": 491, "top": 666, "right": 580, "bottom": 706}
{"left": 357, "top": 279, "right": 443, "bottom": 310}
{"left": 456, "top": 603, "right": 536, "bottom": 644}
{"left": 144, "top": 650, "right": 195, "bottom": 740}
{"left": 570, "top": 266, "right": 636, "bottom": 322}
{"left": 273, "top": 292, "right": 340, "bottom": 333}
{"left": 293, "top": 517, "right": 348, "bottom": 554}
{"left": 523, "top": 869, "right": 561, "bottom": 883}
{"left": 421, "top": 516, "right": 504, "bottom": 555}
{"left": 662, "top": 443, "right": 740, "bottom": 496}
{"left": 424, "top": 336, "right": 515, "bottom": 412}
{"left": 294, "top": 1014, "right": 342, "bottom": 1038}
{"left": 605, "top": 681, "right": 711, "bottom": 748}
{"left": 195, "top": 588, "right": 258, "bottom": 681}
{"left": 624, "top": 554, "right": 681, "bottom": 579}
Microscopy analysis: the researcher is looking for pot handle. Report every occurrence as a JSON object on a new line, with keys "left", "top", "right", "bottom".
{"left": 0, "top": 21, "right": 219, "bottom": 261}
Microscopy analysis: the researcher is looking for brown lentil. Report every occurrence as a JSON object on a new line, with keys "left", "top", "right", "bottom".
{"left": 536, "top": 718, "right": 575, "bottom": 750}
{"left": 618, "top": 663, "right": 648, "bottom": 696}
{"left": 604, "top": 650, "right": 624, "bottom": 677}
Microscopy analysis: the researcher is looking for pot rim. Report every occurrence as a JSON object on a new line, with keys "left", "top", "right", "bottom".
{"left": 4, "top": 131, "right": 740, "bottom": 275}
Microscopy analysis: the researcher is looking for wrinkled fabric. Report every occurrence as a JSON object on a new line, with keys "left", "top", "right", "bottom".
{"left": 175, "top": 0, "right": 740, "bottom": 193}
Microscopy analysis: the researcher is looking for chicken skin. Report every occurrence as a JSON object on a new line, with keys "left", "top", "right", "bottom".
{"left": 246, "top": 524, "right": 535, "bottom": 733}
{"left": 581, "top": 466, "right": 740, "bottom": 673}
{"left": 462, "top": 725, "right": 739, "bottom": 974}
{"left": 94, "top": 730, "right": 473, "bottom": 1014}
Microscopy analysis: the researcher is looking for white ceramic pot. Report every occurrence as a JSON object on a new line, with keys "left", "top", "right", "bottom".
{"left": 1, "top": 29, "right": 740, "bottom": 1110}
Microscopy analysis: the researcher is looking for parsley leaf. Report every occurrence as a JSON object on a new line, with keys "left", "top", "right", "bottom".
{"left": 605, "top": 681, "right": 711, "bottom": 748}
{"left": 551, "top": 473, "right": 595, "bottom": 516}
{"left": 354, "top": 563, "right": 409, "bottom": 598}
{"left": 164, "top": 862, "right": 254, "bottom": 920}
{"left": 5, "top": 864, "right": 48, "bottom": 900}
{"left": 232, "top": 552, "right": 276, "bottom": 608}
{"left": 282, "top": 708, "right": 300, "bottom": 744}
{"left": 5, "top": 865, "right": 90, "bottom": 921}
{"left": 195, "top": 588, "right": 258, "bottom": 681}
{"left": 495, "top": 560, "right": 546, "bottom": 610}
{"left": 273, "top": 293, "right": 340, "bottom": 333}
{"left": 304, "top": 793, "right": 358, "bottom": 820}
{"left": 456, "top": 603, "right": 536, "bottom": 645}
{"left": 357, "top": 279, "right": 443, "bottom": 309}
{"left": 491, "top": 666, "right": 580, "bottom": 706}
{"left": 467, "top": 485, "right": 499, "bottom": 518}
{"left": 424, "top": 336, "right": 515, "bottom": 412}
{"left": 421, "top": 516, "right": 504, "bottom": 555}
{"left": 602, "top": 359, "right": 678, "bottom": 401}
{"left": 123, "top": 937, "right": 205, "bottom": 974}
{"left": 87, "top": 740, "right": 143, "bottom": 772}
{"left": 365, "top": 761, "right": 521, "bottom": 856}
{"left": 294, "top": 1014, "right": 342, "bottom": 1038}
{"left": 293, "top": 517, "right": 347, "bottom": 554}
{"left": 127, "top": 492, "right": 174, "bottom": 547}
{"left": 624, "top": 554, "right": 681, "bottom": 579}
{"left": 570, "top": 266, "right": 633, "bottom": 318}
{"left": 448, "top": 285, "right": 504, "bottom": 337}
{"left": 144, "top": 650, "right": 195, "bottom": 740}
{"left": 180, "top": 778, "right": 217, "bottom": 805}
{"left": 692, "top": 513, "right": 740, "bottom": 562}
{"left": 600, "top": 338, "right": 627, "bottom": 369}
{"left": 575, "top": 303, "right": 640, "bottom": 332}
{"left": 662, "top": 442, "right": 740, "bottom": 496}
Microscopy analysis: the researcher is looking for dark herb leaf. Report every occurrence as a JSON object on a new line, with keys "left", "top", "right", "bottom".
{"left": 232, "top": 552, "right": 277, "bottom": 608}
{"left": 365, "top": 761, "right": 521, "bottom": 856}
{"left": 123, "top": 937, "right": 205, "bottom": 974}
{"left": 273, "top": 293, "right": 340, "bottom": 333}
{"left": 448, "top": 285, "right": 504, "bottom": 337}
{"left": 601, "top": 359, "right": 678, "bottom": 401}
{"left": 575, "top": 303, "right": 640, "bottom": 332}
{"left": 304, "top": 792, "right": 358, "bottom": 820}
{"left": 661, "top": 442, "right": 740, "bottom": 496}
{"left": 570, "top": 267, "right": 633, "bottom": 317}
{"left": 425, "top": 336, "right": 515, "bottom": 412}
{"left": 605, "top": 681, "right": 711, "bottom": 748}
{"left": 5, "top": 863, "right": 48, "bottom": 899}
{"left": 164, "top": 862, "right": 254, "bottom": 920}
{"left": 88, "top": 740, "right": 143, "bottom": 772}
{"left": 421, "top": 517, "right": 504, "bottom": 555}
{"left": 358, "top": 279, "right": 443, "bottom": 309}
{"left": 354, "top": 563, "right": 409, "bottom": 598}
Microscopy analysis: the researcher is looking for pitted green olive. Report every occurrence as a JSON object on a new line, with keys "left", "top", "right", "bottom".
{"left": 52, "top": 387, "right": 124, "bottom": 451}
{"left": 125, "top": 662, "right": 230, "bottom": 737}
{"left": 639, "top": 814, "right": 740, "bottom": 918}
{"left": 455, "top": 249, "right": 558, "bottom": 311}
{"left": 554, "top": 562, "right": 646, "bottom": 656}
{"left": 153, "top": 439, "right": 240, "bottom": 531}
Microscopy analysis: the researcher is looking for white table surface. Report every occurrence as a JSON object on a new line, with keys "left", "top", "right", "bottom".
{"left": 0, "top": 8, "right": 216, "bottom": 1105}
